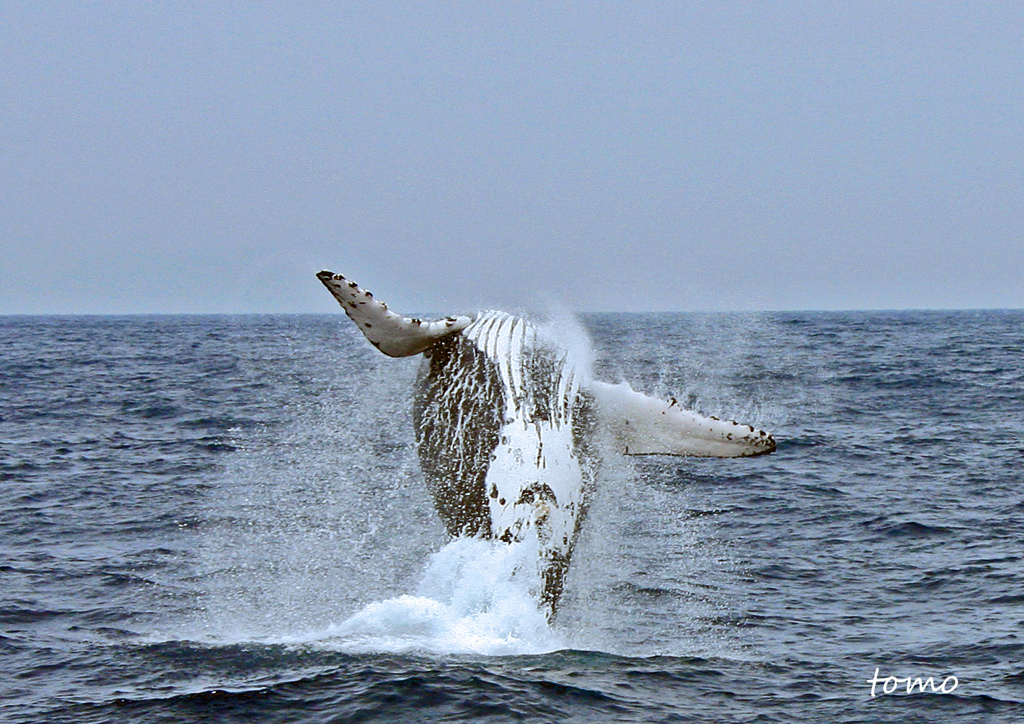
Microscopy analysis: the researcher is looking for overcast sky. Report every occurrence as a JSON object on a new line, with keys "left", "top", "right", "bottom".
{"left": 1, "top": 2, "right": 1021, "bottom": 314}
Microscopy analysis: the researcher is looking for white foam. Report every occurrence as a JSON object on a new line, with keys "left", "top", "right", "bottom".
{"left": 309, "top": 537, "right": 563, "bottom": 655}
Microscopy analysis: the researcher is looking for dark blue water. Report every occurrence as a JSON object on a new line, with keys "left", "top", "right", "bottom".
{"left": 2, "top": 311, "right": 1022, "bottom": 723}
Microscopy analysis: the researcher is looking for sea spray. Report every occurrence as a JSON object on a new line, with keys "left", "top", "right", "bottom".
{"left": 325, "top": 537, "right": 563, "bottom": 655}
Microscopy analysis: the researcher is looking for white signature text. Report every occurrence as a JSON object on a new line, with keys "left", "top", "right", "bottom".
{"left": 867, "top": 667, "right": 959, "bottom": 698}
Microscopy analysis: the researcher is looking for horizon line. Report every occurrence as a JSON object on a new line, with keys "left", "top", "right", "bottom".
{"left": 1, "top": 306, "right": 1022, "bottom": 318}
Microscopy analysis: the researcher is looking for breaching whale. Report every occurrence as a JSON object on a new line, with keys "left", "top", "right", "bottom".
{"left": 317, "top": 270, "right": 775, "bottom": 620}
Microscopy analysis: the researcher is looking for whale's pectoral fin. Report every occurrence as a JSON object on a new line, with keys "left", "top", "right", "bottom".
{"left": 590, "top": 381, "right": 776, "bottom": 458}
{"left": 317, "top": 270, "right": 472, "bottom": 357}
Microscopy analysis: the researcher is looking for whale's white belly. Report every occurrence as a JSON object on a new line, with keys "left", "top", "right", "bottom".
{"left": 418, "top": 310, "right": 595, "bottom": 613}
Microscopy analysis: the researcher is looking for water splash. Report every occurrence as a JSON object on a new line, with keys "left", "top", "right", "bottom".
{"left": 319, "top": 537, "right": 563, "bottom": 655}
{"left": 173, "top": 312, "right": 754, "bottom": 659}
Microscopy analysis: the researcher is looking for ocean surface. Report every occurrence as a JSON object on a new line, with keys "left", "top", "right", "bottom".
{"left": 2, "top": 310, "right": 1022, "bottom": 723}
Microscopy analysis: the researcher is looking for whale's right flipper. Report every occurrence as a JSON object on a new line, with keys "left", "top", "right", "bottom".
{"left": 317, "top": 270, "right": 472, "bottom": 357}
{"left": 590, "top": 381, "right": 776, "bottom": 457}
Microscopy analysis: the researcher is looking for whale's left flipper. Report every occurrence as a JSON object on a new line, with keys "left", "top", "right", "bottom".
{"left": 590, "top": 381, "right": 776, "bottom": 457}
{"left": 317, "top": 270, "right": 472, "bottom": 357}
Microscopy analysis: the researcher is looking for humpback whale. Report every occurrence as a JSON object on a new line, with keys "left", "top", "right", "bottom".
{"left": 317, "top": 270, "right": 775, "bottom": 620}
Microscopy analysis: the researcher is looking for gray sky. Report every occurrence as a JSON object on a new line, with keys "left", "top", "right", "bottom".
{"left": 1, "top": 2, "right": 1021, "bottom": 314}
